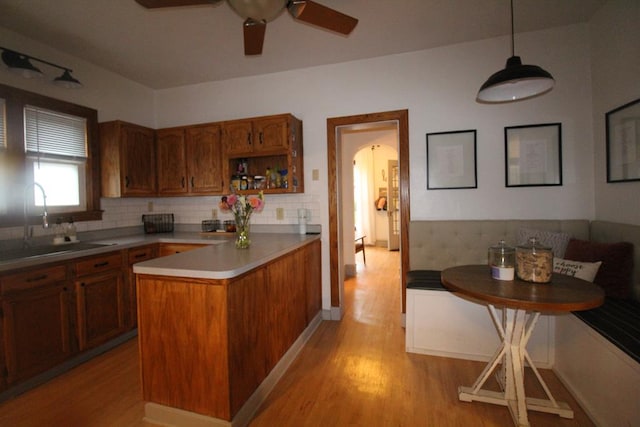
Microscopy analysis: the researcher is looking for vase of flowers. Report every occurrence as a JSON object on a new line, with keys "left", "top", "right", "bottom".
{"left": 219, "top": 192, "right": 265, "bottom": 249}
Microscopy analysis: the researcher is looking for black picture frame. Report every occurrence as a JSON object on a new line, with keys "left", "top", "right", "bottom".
{"left": 505, "top": 123, "right": 562, "bottom": 187}
{"left": 426, "top": 130, "right": 477, "bottom": 190}
{"left": 606, "top": 98, "right": 640, "bottom": 183}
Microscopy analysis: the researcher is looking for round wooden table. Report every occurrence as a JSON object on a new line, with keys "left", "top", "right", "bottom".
{"left": 441, "top": 265, "right": 604, "bottom": 427}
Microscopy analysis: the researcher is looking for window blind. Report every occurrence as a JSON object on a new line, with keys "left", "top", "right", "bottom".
{"left": 0, "top": 99, "right": 5, "bottom": 149}
{"left": 24, "top": 105, "right": 87, "bottom": 158}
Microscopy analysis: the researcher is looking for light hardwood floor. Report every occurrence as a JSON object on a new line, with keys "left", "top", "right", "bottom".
{"left": 0, "top": 246, "right": 595, "bottom": 427}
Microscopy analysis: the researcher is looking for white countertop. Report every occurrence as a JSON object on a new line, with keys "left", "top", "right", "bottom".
{"left": 0, "top": 231, "right": 319, "bottom": 275}
{"left": 133, "top": 233, "right": 320, "bottom": 280}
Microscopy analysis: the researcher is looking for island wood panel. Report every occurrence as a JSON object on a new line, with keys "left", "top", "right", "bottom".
{"left": 136, "top": 239, "right": 321, "bottom": 422}
{"left": 136, "top": 276, "right": 231, "bottom": 419}
{"left": 304, "top": 239, "right": 322, "bottom": 324}
{"left": 227, "top": 268, "right": 268, "bottom": 417}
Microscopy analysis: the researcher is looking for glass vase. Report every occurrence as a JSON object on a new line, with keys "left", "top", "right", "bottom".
{"left": 235, "top": 224, "right": 251, "bottom": 249}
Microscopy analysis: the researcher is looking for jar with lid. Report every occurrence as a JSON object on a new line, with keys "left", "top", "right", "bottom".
{"left": 516, "top": 237, "right": 553, "bottom": 283}
{"left": 231, "top": 175, "right": 242, "bottom": 191}
{"left": 488, "top": 240, "right": 515, "bottom": 280}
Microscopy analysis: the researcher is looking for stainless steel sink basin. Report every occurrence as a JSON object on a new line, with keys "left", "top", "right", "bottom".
{"left": 0, "top": 242, "right": 113, "bottom": 263}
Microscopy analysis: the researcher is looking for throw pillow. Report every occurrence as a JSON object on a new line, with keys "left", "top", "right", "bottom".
{"left": 553, "top": 257, "right": 602, "bottom": 282}
{"left": 564, "top": 239, "right": 634, "bottom": 299}
{"left": 517, "top": 228, "right": 571, "bottom": 258}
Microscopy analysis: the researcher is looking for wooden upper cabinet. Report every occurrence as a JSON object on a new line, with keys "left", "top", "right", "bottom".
{"left": 156, "top": 128, "right": 188, "bottom": 195}
{"left": 156, "top": 124, "right": 223, "bottom": 196}
{"left": 100, "top": 120, "right": 156, "bottom": 197}
{"left": 253, "top": 115, "right": 290, "bottom": 152}
{"left": 186, "top": 124, "right": 223, "bottom": 194}
{"left": 222, "top": 114, "right": 291, "bottom": 156}
{"left": 222, "top": 119, "right": 254, "bottom": 156}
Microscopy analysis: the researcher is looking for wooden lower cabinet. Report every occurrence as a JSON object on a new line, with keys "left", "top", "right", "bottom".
{"left": 75, "top": 269, "right": 126, "bottom": 351}
{"left": 1, "top": 273, "right": 73, "bottom": 387}
{"left": 137, "top": 239, "right": 321, "bottom": 421}
{"left": 126, "top": 244, "right": 158, "bottom": 329}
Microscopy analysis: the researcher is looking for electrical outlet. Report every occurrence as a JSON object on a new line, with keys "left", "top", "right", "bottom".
{"left": 276, "top": 208, "right": 284, "bottom": 220}
{"left": 212, "top": 208, "right": 217, "bottom": 219}
{"left": 312, "top": 169, "right": 320, "bottom": 181}
{"left": 148, "top": 201, "right": 154, "bottom": 212}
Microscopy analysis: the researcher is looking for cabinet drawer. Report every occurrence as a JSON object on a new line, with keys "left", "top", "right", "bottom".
{"left": 128, "top": 245, "right": 157, "bottom": 264}
{"left": 75, "top": 252, "right": 123, "bottom": 277}
{"left": 1, "top": 265, "right": 68, "bottom": 294}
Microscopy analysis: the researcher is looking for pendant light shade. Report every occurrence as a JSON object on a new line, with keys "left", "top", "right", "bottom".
{"left": 1, "top": 49, "right": 44, "bottom": 79}
{"left": 476, "top": 0, "right": 554, "bottom": 103}
{"left": 53, "top": 70, "right": 83, "bottom": 89}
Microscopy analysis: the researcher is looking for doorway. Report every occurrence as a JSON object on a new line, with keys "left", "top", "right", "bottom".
{"left": 326, "top": 110, "right": 410, "bottom": 321}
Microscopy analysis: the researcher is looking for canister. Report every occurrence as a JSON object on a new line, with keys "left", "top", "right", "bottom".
{"left": 488, "top": 240, "right": 515, "bottom": 280}
{"left": 516, "top": 237, "right": 553, "bottom": 283}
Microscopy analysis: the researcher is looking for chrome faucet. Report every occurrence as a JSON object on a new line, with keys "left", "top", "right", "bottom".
{"left": 23, "top": 182, "right": 49, "bottom": 248}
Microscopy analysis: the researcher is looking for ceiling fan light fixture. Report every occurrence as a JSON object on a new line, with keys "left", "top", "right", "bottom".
{"left": 1, "top": 49, "right": 44, "bottom": 79}
{"left": 477, "top": 55, "right": 554, "bottom": 103}
{"left": 227, "top": 0, "right": 287, "bottom": 21}
{"left": 476, "top": 0, "right": 554, "bottom": 103}
{"left": 53, "top": 69, "right": 83, "bottom": 89}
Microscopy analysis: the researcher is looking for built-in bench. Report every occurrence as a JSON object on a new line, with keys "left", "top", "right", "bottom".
{"left": 406, "top": 219, "right": 640, "bottom": 427}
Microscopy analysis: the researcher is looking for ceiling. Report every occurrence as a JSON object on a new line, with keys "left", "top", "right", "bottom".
{"left": 0, "top": 0, "right": 607, "bottom": 90}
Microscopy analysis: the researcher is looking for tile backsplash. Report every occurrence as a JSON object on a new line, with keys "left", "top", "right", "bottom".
{"left": 0, "top": 194, "right": 320, "bottom": 242}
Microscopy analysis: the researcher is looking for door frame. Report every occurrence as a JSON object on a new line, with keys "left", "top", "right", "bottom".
{"left": 326, "top": 109, "right": 410, "bottom": 316}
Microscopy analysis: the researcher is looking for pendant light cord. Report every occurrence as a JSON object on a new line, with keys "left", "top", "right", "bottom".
{"left": 510, "top": 0, "right": 515, "bottom": 57}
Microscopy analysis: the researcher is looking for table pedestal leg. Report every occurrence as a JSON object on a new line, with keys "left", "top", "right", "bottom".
{"left": 458, "top": 305, "right": 573, "bottom": 427}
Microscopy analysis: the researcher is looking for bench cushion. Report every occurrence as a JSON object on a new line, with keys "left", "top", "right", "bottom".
{"left": 573, "top": 298, "right": 640, "bottom": 364}
{"left": 406, "top": 270, "right": 445, "bottom": 290}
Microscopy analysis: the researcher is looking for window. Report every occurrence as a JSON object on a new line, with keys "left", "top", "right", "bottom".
{"left": 0, "top": 83, "right": 101, "bottom": 227}
{"left": 0, "top": 98, "right": 6, "bottom": 215}
{"left": 24, "top": 106, "right": 88, "bottom": 213}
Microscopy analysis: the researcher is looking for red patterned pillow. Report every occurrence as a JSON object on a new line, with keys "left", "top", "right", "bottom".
{"left": 564, "top": 239, "right": 634, "bottom": 299}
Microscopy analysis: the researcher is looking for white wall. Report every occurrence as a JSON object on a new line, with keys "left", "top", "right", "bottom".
{"left": 590, "top": 0, "right": 640, "bottom": 226}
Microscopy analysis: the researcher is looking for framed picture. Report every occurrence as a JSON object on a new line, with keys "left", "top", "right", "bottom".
{"left": 606, "top": 98, "right": 640, "bottom": 183}
{"left": 426, "top": 130, "right": 477, "bottom": 189}
{"left": 505, "top": 123, "right": 562, "bottom": 187}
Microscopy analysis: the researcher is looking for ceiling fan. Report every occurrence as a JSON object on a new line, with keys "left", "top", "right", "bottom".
{"left": 135, "top": 0, "right": 358, "bottom": 55}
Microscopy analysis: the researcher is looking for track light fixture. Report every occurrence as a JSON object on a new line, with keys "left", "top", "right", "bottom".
{"left": 1, "top": 47, "right": 82, "bottom": 89}
{"left": 476, "top": 0, "right": 554, "bottom": 103}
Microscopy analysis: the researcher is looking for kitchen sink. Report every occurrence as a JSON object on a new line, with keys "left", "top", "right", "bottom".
{"left": 0, "top": 242, "right": 114, "bottom": 263}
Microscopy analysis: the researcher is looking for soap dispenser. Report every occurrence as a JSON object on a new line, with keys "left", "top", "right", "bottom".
{"left": 66, "top": 218, "right": 77, "bottom": 242}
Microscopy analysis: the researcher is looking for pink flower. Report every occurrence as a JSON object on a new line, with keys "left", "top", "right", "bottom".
{"left": 248, "top": 196, "right": 264, "bottom": 212}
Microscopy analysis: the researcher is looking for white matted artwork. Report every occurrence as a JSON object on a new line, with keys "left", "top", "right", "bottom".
{"left": 505, "top": 123, "right": 562, "bottom": 187}
{"left": 426, "top": 129, "right": 477, "bottom": 189}
{"left": 606, "top": 97, "right": 640, "bottom": 183}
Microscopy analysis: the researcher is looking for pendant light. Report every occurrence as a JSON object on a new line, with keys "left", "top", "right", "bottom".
{"left": 477, "top": 0, "right": 554, "bottom": 103}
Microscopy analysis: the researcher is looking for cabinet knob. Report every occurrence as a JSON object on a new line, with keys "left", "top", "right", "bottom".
{"left": 181, "top": 177, "right": 186, "bottom": 188}
{"left": 259, "top": 132, "right": 264, "bottom": 145}
{"left": 125, "top": 176, "right": 130, "bottom": 188}
{"left": 191, "top": 177, "right": 195, "bottom": 188}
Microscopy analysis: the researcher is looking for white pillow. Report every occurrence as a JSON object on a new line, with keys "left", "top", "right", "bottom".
{"left": 553, "top": 257, "right": 602, "bottom": 282}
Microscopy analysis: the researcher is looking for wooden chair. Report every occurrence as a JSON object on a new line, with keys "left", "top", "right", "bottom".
{"left": 355, "top": 235, "right": 366, "bottom": 264}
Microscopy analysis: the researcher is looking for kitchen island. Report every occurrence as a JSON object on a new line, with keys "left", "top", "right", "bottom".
{"left": 133, "top": 233, "right": 322, "bottom": 427}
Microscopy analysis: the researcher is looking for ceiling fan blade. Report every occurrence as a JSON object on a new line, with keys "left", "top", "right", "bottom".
{"left": 243, "top": 18, "right": 267, "bottom": 55}
{"left": 135, "top": 0, "right": 219, "bottom": 9}
{"left": 287, "top": 0, "right": 358, "bottom": 35}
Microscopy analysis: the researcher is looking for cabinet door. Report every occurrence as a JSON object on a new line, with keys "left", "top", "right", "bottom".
{"left": 253, "top": 116, "right": 289, "bottom": 153}
{"left": 223, "top": 119, "right": 254, "bottom": 155}
{"left": 127, "top": 244, "right": 158, "bottom": 329}
{"left": 1, "top": 283, "right": 73, "bottom": 386}
{"left": 120, "top": 124, "right": 156, "bottom": 196}
{"left": 157, "top": 128, "right": 188, "bottom": 195}
{"left": 186, "top": 124, "right": 223, "bottom": 194}
{"left": 75, "top": 270, "right": 126, "bottom": 351}
{"left": 304, "top": 240, "right": 322, "bottom": 324}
